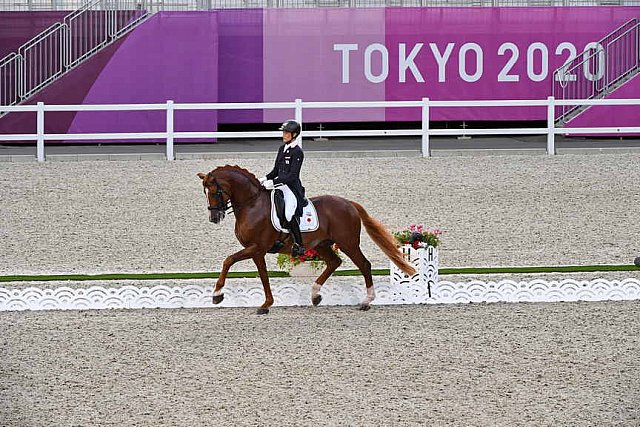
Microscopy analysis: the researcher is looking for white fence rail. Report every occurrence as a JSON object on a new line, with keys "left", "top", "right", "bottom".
{"left": 1, "top": 97, "right": 640, "bottom": 161}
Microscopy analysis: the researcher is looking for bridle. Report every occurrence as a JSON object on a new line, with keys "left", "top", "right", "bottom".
{"left": 204, "top": 176, "right": 232, "bottom": 215}
{"left": 204, "top": 173, "right": 262, "bottom": 216}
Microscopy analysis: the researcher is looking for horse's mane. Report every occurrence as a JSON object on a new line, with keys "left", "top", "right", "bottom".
{"left": 211, "top": 165, "right": 261, "bottom": 187}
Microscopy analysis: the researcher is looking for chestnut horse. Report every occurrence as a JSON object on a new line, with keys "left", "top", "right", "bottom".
{"left": 197, "top": 165, "right": 415, "bottom": 314}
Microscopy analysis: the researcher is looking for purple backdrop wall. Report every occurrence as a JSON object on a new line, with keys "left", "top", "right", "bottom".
{"left": 262, "top": 7, "right": 640, "bottom": 122}
{"left": 217, "top": 9, "right": 263, "bottom": 124}
{"left": 69, "top": 12, "right": 219, "bottom": 137}
{"left": 0, "top": 12, "right": 67, "bottom": 58}
{"left": 383, "top": 7, "right": 640, "bottom": 121}
{"left": 1, "top": 7, "right": 639, "bottom": 138}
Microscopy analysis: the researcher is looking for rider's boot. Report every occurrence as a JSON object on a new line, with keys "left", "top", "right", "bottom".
{"left": 289, "top": 217, "right": 305, "bottom": 257}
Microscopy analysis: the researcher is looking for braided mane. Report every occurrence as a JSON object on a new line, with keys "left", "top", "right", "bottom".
{"left": 211, "top": 165, "right": 261, "bottom": 187}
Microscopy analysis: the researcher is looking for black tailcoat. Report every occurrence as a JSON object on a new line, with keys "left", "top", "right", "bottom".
{"left": 266, "top": 143, "right": 305, "bottom": 217}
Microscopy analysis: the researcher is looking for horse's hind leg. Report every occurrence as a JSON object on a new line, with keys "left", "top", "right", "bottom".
{"left": 336, "top": 243, "right": 374, "bottom": 311}
{"left": 310, "top": 244, "right": 342, "bottom": 306}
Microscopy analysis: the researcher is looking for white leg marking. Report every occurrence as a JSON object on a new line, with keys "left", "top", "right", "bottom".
{"left": 312, "top": 282, "right": 322, "bottom": 298}
{"left": 213, "top": 290, "right": 222, "bottom": 297}
{"left": 362, "top": 286, "right": 376, "bottom": 305}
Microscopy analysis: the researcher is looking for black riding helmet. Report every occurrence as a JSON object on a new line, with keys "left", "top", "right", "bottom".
{"left": 279, "top": 119, "right": 301, "bottom": 140}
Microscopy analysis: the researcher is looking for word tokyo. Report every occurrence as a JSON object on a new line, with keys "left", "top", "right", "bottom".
{"left": 334, "top": 41, "right": 604, "bottom": 84}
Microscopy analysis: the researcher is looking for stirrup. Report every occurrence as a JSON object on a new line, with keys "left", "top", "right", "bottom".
{"left": 291, "top": 243, "right": 305, "bottom": 257}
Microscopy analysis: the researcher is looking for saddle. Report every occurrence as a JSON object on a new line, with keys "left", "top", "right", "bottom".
{"left": 270, "top": 186, "right": 318, "bottom": 233}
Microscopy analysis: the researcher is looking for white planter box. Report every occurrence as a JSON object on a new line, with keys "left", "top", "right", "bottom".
{"left": 390, "top": 245, "right": 439, "bottom": 297}
{"left": 289, "top": 263, "right": 322, "bottom": 277}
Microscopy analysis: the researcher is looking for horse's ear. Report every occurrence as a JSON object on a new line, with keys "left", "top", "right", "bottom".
{"left": 197, "top": 172, "right": 206, "bottom": 180}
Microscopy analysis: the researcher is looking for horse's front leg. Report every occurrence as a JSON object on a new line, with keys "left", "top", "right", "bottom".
{"left": 252, "top": 255, "right": 273, "bottom": 315}
{"left": 213, "top": 245, "right": 260, "bottom": 305}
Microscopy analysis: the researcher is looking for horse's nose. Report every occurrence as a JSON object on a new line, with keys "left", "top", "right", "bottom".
{"left": 210, "top": 212, "right": 223, "bottom": 223}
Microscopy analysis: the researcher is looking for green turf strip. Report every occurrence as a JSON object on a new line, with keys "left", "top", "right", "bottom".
{"left": 0, "top": 264, "right": 638, "bottom": 283}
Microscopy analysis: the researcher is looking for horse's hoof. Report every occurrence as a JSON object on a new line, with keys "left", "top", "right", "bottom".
{"left": 358, "top": 303, "right": 371, "bottom": 311}
{"left": 212, "top": 294, "right": 224, "bottom": 304}
{"left": 312, "top": 294, "right": 322, "bottom": 306}
{"left": 635, "top": 256, "right": 640, "bottom": 267}
{"left": 256, "top": 307, "right": 270, "bottom": 315}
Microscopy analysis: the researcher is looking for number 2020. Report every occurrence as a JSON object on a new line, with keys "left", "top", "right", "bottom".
{"left": 497, "top": 41, "right": 604, "bottom": 82}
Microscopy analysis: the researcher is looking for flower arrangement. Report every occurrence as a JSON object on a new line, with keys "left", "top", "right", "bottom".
{"left": 393, "top": 223, "right": 443, "bottom": 249}
{"left": 276, "top": 244, "right": 342, "bottom": 272}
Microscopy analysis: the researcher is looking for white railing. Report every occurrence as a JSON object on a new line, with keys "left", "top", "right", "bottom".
{"left": 0, "top": 53, "right": 20, "bottom": 107}
{"left": 0, "top": 0, "right": 148, "bottom": 110}
{"left": 18, "top": 22, "right": 66, "bottom": 101}
{"left": 2, "top": 97, "right": 640, "bottom": 161}
{"left": 552, "top": 19, "right": 640, "bottom": 123}
{"left": 65, "top": 0, "right": 147, "bottom": 69}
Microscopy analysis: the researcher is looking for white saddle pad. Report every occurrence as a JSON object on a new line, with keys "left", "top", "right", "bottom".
{"left": 270, "top": 188, "right": 319, "bottom": 233}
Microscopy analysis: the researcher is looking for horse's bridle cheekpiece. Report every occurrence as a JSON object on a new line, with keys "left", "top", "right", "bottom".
{"left": 204, "top": 174, "right": 232, "bottom": 223}
{"left": 209, "top": 179, "right": 230, "bottom": 212}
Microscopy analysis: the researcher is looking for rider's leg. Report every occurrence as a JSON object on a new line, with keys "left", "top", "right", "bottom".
{"left": 288, "top": 216, "right": 305, "bottom": 257}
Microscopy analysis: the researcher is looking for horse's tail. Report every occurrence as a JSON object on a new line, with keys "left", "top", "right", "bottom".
{"left": 350, "top": 201, "right": 416, "bottom": 276}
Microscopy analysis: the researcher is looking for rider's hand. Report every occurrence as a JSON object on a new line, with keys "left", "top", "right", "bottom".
{"left": 262, "top": 179, "right": 275, "bottom": 190}
{"left": 258, "top": 176, "right": 267, "bottom": 185}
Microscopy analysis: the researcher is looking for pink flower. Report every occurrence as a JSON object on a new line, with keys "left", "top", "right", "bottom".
{"left": 416, "top": 224, "right": 424, "bottom": 232}
{"left": 409, "top": 223, "right": 416, "bottom": 231}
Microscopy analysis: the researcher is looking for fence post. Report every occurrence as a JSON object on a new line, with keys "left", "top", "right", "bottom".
{"left": 63, "top": 18, "right": 69, "bottom": 69}
{"left": 17, "top": 55, "right": 24, "bottom": 103}
{"left": 166, "top": 100, "right": 174, "bottom": 161}
{"left": 421, "top": 97, "right": 430, "bottom": 157}
{"left": 294, "top": 98, "right": 303, "bottom": 148}
{"left": 36, "top": 102, "right": 45, "bottom": 162}
{"left": 547, "top": 96, "right": 556, "bottom": 155}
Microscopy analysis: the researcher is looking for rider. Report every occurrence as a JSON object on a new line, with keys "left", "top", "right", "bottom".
{"left": 259, "top": 119, "right": 306, "bottom": 257}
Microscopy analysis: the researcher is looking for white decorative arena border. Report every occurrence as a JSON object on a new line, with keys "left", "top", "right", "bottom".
{"left": 1, "top": 278, "right": 639, "bottom": 311}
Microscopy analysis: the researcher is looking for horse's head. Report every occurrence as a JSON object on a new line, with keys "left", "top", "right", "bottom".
{"left": 197, "top": 166, "right": 263, "bottom": 223}
{"left": 197, "top": 171, "right": 231, "bottom": 224}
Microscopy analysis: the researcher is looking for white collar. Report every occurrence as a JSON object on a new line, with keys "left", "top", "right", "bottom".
{"left": 284, "top": 138, "right": 300, "bottom": 150}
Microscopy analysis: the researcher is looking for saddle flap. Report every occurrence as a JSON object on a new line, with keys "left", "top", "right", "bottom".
{"left": 273, "top": 188, "right": 287, "bottom": 228}
{"left": 270, "top": 190, "right": 319, "bottom": 233}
